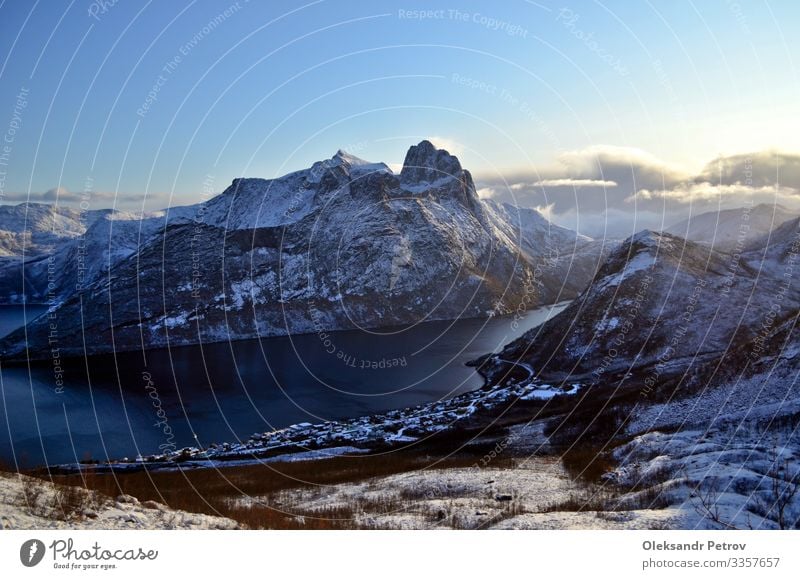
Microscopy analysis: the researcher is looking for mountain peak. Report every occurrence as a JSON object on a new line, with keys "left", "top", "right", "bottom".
{"left": 627, "top": 229, "right": 681, "bottom": 251}
{"left": 331, "top": 149, "right": 371, "bottom": 166}
{"left": 400, "top": 140, "right": 464, "bottom": 184}
{"left": 609, "top": 230, "right": 695, "bottom": 270}
{"left": 629, "top": 229, "right": 659, "bottom": 243}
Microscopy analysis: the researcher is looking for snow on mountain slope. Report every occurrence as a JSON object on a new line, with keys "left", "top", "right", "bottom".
{"left": 0, "top": 203, "right": 103, "bottom": 258}
{"left": 665, "top": 203, "right": 798, "bottom": 251}
{"left": 195, "top": 150, "right": 396, "bottom": 232}
{"left": 483, "top": 199, "right": 611, "bottom": 297}
{"left": 603, "top": 312, "right": 800, "bottom": 529}
{"left": 0, "top": 206, "right": 196, "bottom": 304}
{"left": 483, "top": 199, "right": 595, "bottom": 266}
{"left": 0, "top": 141, "right": 601, "bottom": 359}
{"left": 482, "top": 226, "right": 800, "bottom": 386}
{"left": 747, "top": 215, "right": 800, "bottom": 253}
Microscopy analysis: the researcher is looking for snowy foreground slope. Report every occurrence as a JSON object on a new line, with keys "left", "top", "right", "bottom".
{"left": 609, "top": 350, "right": 800, "bottom": 529}
{"left": 0, "top": 472, "right": 238, "bottom": 529}
{"left": 244, "top": 454, "right": 682, "bottom": 530}
{"left": 0, "top": 141, "right": 608, "bottom": 358}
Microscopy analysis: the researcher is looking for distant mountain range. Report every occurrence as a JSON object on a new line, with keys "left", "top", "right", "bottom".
{"left": 664, "top": 203, "right": 799, "bottom": 250}
{"left": 0, "top": 141, "right": 608, "bottom": 359}
{"left": 0, "top": 203, "right": 103, "bottom": 258}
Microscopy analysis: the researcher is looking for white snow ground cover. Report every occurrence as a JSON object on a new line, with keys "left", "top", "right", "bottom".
{"left": 606, "top": 367, "right": 800, "bottom": 529}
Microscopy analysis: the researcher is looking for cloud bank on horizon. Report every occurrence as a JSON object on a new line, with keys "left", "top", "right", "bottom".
{"left": 475, "top": 147, "right": 800, "bottom": 238}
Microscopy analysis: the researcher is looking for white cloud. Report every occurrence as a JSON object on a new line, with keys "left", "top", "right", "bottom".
{"left": 631, "top": 182, "right": 800, "bottom": 205}
{"left": 475, "top": 147, "right": 800, "bottom": 237}
{"left": 427, "top": 136, "right": 465, "bottom": 155}
{"left": 531, "top": 178, "right": 618, "bottom": 188}
{"left": 42, "top": 186, "right": 74, "bottom": 201}
{"left": 557, "top": 145, "right": 687, "bottom": 182}
{"left": 533, "top": 203, "right": 555, "bottom": 221}
{"left": 476, "top": 187, "right": 498, "bottom": 199}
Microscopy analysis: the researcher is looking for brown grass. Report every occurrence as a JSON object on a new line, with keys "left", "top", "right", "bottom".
{"left": 539, "top": 486, "right": 615, "bottom": 513}
{"left": 45, "top": 449, "right": 482, "bottom": 529}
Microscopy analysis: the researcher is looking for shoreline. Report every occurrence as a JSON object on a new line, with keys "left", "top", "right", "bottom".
{"left": 46, "top": 373, "right": 583, "bottom": 475}
{"left": 0, "top": 300, "right": 572, "bottom": 364}
{"left": 0, "top": 301, "right": 573, "bottom": 472}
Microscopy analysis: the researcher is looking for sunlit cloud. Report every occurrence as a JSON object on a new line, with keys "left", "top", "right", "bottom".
{"left": 475, "top": 146, "right": 800, "bottom": 237}
{"left": 533, "top": 203, "right": 555, "bottom": 221}
{"left": 427, "top": 136, "right": 465, "bottom": 155}
{"left": 557, "top": 145, "right": 688, "bottom": 183}
{"left": 531, "top": 178, "right": 618, "bottom": 188}
{"left": 631, "top": 183, "right": 800, "bottom": 205}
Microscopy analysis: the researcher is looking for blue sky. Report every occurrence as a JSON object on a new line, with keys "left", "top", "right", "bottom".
{"left": 0, "top": 0, "right": 798, "bottom": 228}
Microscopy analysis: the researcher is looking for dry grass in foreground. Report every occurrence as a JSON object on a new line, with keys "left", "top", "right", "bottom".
{"left": 45, "top": 449, "right": 495, "bottom": 529}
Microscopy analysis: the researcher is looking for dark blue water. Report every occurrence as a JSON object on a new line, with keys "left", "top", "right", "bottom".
{"left": 0, "top": 303, "right": 566, "bottom": 466}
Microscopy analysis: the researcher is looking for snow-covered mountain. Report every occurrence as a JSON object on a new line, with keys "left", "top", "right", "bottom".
{"left": 481, "top": 224, "right": 800, "bottom": 388}
{"left": 0, "top": 203, "right": 108, "bottom": 303}
{"left": 483, "top": 200, "right": 611, "bottom": 297}
{"left": 0, "top": 203, "right": 102, "bottom": 258}
{"left": 466, "top": 221, "right": 800, "bottom": 529}
{"left": 0, "top": 207, "right": 195, "bottom": 304}
{"left": 665, "top": 203, "right": 798, "bottom": 251}
{"left": 0, "top": 141, "right": 606, "bottom": 359}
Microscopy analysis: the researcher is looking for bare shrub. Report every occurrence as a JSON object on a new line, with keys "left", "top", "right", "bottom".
{"left": 747, "top": 451, "right": 799, "bottom": 530}
{"left": 18, "top": 475, "right": 46, "bottom": 516}
{"left": 50, "top": 483, "right": 95, "bottom": 522}
{"left": 692, "top": 477, "right": 737, "bottom": 529}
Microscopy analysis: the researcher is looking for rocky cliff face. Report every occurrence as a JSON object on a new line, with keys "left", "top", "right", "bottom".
{"left": 0, "top": 141, "right": 605, "bottom": 359}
